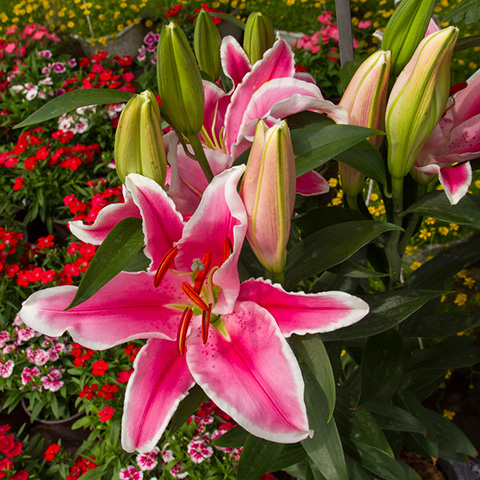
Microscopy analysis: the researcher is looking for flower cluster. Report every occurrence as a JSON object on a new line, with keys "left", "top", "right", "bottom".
{"left": 0, "top": 425, "right": 27, "bottom": 480}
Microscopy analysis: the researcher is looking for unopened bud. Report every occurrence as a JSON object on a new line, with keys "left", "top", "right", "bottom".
{"left": 243, "top": 12, "right": 275, "bottom": 65}
{"left": 194, "top": 9, "right": 222, "bottom": 82}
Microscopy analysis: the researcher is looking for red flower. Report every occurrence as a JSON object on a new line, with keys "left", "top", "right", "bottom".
{"left": 0, "top": 426, "right": 10, "bottom": 435}
{"left": 6, "top": 441, "right": 23, "bottom": 458}
{"left": 0, "top": 435, "right": 14, "bottom": 454}
{"left": 44, "top": 443, "right": 60, "bottom": 461}
{"left": 98, "top": 405, "right": 114, "bottom": 422}
{"left": 16, "top": 270, "right": 31, "bottom": 287}
{"left": 37, "top": 235, "right": 54, "bottom": 249}
{"left": 12, "top": 177, "right": 24, "bottom": 191}
{"left": 97, "top": 383, "right": 118, "bottom": 400}
{"left": 91, "top": 360, "right": 108, "bottom": 376}
{"left": 11, "top": 471, "right": 29, "bottom": 480}
{"left": 78, "top": 384, "right": 98, "bottom": 400}
{"left": 0, "top": 458, "right": 13, "bottom": 472}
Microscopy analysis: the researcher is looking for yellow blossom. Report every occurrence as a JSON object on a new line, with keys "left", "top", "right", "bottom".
{"left": 443, "top": 409, "right": 455, "bottom": 420}
{"left": 449, "top": 223, "right": 459, "bottom": 231}
{"left": 438, "top": 226, "right": 449, "bottom": 236}
{"left": 145, "top": 19, "right": 153, "bottom": 27}
{"left": 445, "top": 370, "right": 452, "bottom": 379}
{"left": 426, "top": 217, "right": 435, "bottom": 225}
{"left": 419, "top": 228, "right": 431, "bottom": 241}
{"left": 454, "top": 293, "right": 468, "bottom": 306}
{"left": 410, "top": 261, "right": 422, "bottom": 271}
{"left": 370, "top": 193, "right": 379, "bottom": 202}
{"left": 328, "top": 178, "right": 338, "bottom": 188}
{"left": 475, "top": 180, "right": 480, "bottom": 189}
{"left": 463, "top": 277, "right": 476, "bottom": 289}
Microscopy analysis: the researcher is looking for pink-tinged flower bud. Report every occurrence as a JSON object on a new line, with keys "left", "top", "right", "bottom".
{"left": 386, "top": 27, "right": 458, "bottom": 180}
{"left": 194, "top": 9, "right": 222, "bottom": 82}
{"left": 382, "top": 0, "right": 436, "bottom": 76}
{"left": 243, "top": 12, "right": 275, "bottom": 65}
{"left": 339, "top": 50, "right": 391, "bottom": 199}
{"left": 114, "top": 90, "right": 167, "bottom": 187}
{"left": 157, "top": 22, "right": 205, "bottom": 136}
{"left": 240, "top": 120, "right": 296, "bottom": 275}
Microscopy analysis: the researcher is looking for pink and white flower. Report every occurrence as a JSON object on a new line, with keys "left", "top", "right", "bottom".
{"left": 136, "top": 449, "right": 158, "bottom": 471}
{"left": 0, "top": 360, "right": 14, "bottom": 378}
{"left": 21, "top": 366, "right": 40, "bottom": 385}
{"left": 119, "top": 466, "right": 143, "bottom": 480}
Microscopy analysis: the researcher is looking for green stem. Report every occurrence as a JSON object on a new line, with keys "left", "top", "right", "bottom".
{"left": 272, "top": 270, "right": 285, "bottom": 285}
{"left": 386, "top": 176, "right": 404, "bottom": 287}
{"left": 187, "top": 133, "right": 214, "bottom": 182}
{"left": 346, "top": 195, "right": 359, "bottom": 211}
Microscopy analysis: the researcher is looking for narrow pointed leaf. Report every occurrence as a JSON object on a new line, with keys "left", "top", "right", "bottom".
{"left": 321, "top": 290, "right": 443, "bottom": 340}
{"left": 444, "top": 0, "right": 480, "bottom": 24}
{"left": 213, "top": 426, "right": 248, "bottom": 448}
{"left": 292, "top": 335, "right": 336, "bottom": 420}
{"left": 285, "top": 221, "right": 401, "bottom": 288}
{"left": 67, "top": 217, "right": 144, "bottom": 310}
{"left": 403, "top": 191, "right": 480, "bottom": 228}
{"left": 328, "top": 260, "right": 390, "bottom": 278}
{"left": 169, "top": 385, "right": 207, "bottom": 434}
{"left": 400, "top": 313, "right": 480, "bottom": 338}
{"left": 237, "top": 435, "right": 284, "bottom": 480}
{"left": 364, "top": 399, "right": 425, "bottom": 433}
{"left": 14, "top": 88, "right": 135, "bottom": 129}
{"left": 208, "top": 11, "right": 246, "bottom": 29}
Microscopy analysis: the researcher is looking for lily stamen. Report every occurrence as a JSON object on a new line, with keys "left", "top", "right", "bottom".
{"left": 154, "top": 246, "right": 179, "bottom": 287}
{"left": 182, "top": 282, "right": 209, "bottom": 311}
{"left": 178, "top": 308, "right": 193, "bottom": 357}
{"left": 222, "top": 238, "right": 233, "bottom": 264}
{"left": 193, "top": 252, "right": 212, "bottom": 293}
{"left": 201, "top": 303, "right": 212, "bottom": 344}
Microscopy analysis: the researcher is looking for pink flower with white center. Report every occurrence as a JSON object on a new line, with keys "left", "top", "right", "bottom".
{"left": 171, "top": 462, "right": 189, "bottom": 479}
{"left": 16, "top": 327, "right": 35, "bottom": 343}
{"left": 49, "top": 368, "right": 64, "bottom": 380}
{"left": 3, "top": 345, "right": 16, "bottom": 355}
{"left": 136, "top": 449, "right": 158, "bottom": 471}
{"left": 21, "top": 366, "right": 40, "bottom": 385}
{"left": 119, "top": 466, "right": 143, "bottom": 480}
{"left": 0, "top": 360, "right": 14, "bottom": 378}
{"left": 24, "top": 84, "right": 39, "bottom": 101}
{"left": 32, "top": 349, "right": 50, "bottom": 366}
{"left": 161, "top": 448, "right": 174, "bottom": 464}
{"left": 41, "top": 374, "right": 63, "bottom": 392}
{"left": 38, "top": 50, "right": 52, "bottom": 58}
{"left": 0, "top": 332, "right": 10, "bottom": 348}
{"left": 68, "top": 58, "right": 77, "bottom": 68}
{"left": 52, "top": 62, "right": 66, "bottom": 73}
{"left": 20, "top": 169, "right": 369, "bottom": 453}
{"left": 187, "top": 438, "right": 213, "bottom": 464}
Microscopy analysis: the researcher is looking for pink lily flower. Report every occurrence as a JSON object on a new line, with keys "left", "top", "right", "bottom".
{"left": 414, "top": 69, "right": 479, "bottom": 204}
{"left": 20, "top": 168, "right": 369, "bottom": 452}
{"left": 167, "top": 36, "right": 344, "bottom": 214}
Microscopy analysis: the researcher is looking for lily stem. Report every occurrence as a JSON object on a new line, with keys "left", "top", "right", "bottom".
{"left": 272, "top": 271, "right": 285, "bottom": 285}
{"left": 398, "top": 183, "right": 428, "bottom": 253}
{"left": 386, "top": 176, "right": 404, "bottom": 287}
{"left": 187, "top": 133, "right": 214, "bottom": 182}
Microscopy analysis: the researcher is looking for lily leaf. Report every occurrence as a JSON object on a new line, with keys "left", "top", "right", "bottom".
{"left": 400, "top": 313, "right": 480, "bottom": 338}
{"left": 14, "top": 88, "right": 135, "bottom": 129}
{"left": 364, "top": 399, "right": 425, "bottom": 433}
{"left": 67, "top": 217, "right": 144, "bottom": 310}
{"left": 285, "top": 221, "right": 401, "bottom": 289}
{"left": 237, "top": 436, "right": 284, "bottom": 480}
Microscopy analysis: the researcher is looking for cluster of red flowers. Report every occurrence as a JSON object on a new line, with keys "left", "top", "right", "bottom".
{"left": 194, "top": 3, "right": 225, "bottom": 25}
{"left": 78, "top": 383, "right": 118, "bottom": 401}
{"left": 165, "top": 4, "right": 184, "bottom": 18}
{"left": 66, "top": 456, "right": 97, "bottom": 480}
{"left": 64, "top": 179, "right": 123, "bottom": 225}
{"left": 71, "top": 343, "right": 95, "bottom": 368}
{"left": 124, "top": 344, "right": 141, "bottom": 362}
{"left": 43, "top": 443, "right": 60, "bottom": 462}
{"left": 76, "top": 51, "right": 135, "bottom": 94}
{"left": 0, "top": 425, "right": 28, "bottom": 479}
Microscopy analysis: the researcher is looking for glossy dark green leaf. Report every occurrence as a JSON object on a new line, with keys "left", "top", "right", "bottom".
{"left": 364, "top": 399, "right": 424, "bottom": 433}
{"left": 14, "top": 88, "right": 134, "bottom": 129}
{"left": 123, "top": 250, "right": 150, "bottom": 272}
{"left": 407, "top": 236, "right": 480, "bottom": 290}
{"left": 403, "top": 191, "right": 480, "bottom": 228}
{"left": 321, "top": 290, "right": 442, "bottom": 341}
{"left": 292, "top": 124, "right": 381, "bottom": 178}
{"left": 292, "top": 335, "right": 336, "bottom": 420}
{"left": 169, "top": 385, "right": 207, "bottom": 434}
{"left": 401, "top": 368, "right": 448, "bottom": 401}
{"left": 237, "top": 435, "right": 284, "bottom": 480}
{"left": 67, "top": 217, "right": 144, "bottom": 310}
{"left": 400, "top": 313, "right": 480, "bottom": 338}
{"left": 351, "top": 406, "right": 394, "bottom": 458}
{"left": 355, "top": 444, "right": 411, "bottom": 480}
{"left": 455, "top": 34, "right": 480, "bottom": 52}
{"left": 267, "top": 444, "right": 307, "bottom": 473}
{"left": 360, "top": 330, "right": 403, "bottom": 402}
{"left": 285, "top": 221, "right": 401, "bottom": 289}
{"left": 444, "top": 0, "right": 480, "bottom": 24}
{"left": 329, "top": 260, "right": 390, "bottom": 278}
{"left": 406, "top": 336, "right": 480, "bottom": 371}
{"left": 213, "top": 425, "right": 248, "bottom": 448}
{"left": 345, "top": 456, "right": 371, "bottom": 480}
{"left": 301, "top": 367, "right": 349, "bottom": 480}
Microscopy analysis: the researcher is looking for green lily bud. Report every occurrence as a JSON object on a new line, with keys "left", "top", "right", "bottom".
{"left": 157, "top": 22, "right": 205, "bottom": 136}
{"left": 382, "top": 0, "right": 436, "bottom": 77}
{"left": 243, "top": 12, "right": 275, "bottom": 65}
{"left": 194, "top": 9, "right": 222, "bottom": 82}
{"left": 115, "top": 90, "right": 167, "bottom": 187}
{"left": 240, "top": 120, "right": 296, "bottom": 275}
{"left": 339, "top": 50, "right": 391, "bottom": 200}
{"left": 386, "top": 27, "right": 458, "bottom": 180}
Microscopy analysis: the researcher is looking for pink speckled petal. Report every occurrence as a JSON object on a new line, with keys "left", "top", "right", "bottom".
{"left": 176, "top": 166, "right": 247, "bottom": 314}
{"left": 238, "top": 278, "right": 369, "bottom": 337}
{"left": 296, "top": 171, "right": 330, "bottom": 196}
{"left": 122, "top": 338, "right": 195, "bottom": 453}
{"left": 449, "top": 68, "right": 480, "bottom": 125}
{"left": 19, "top": 272, "right": 184, "bottom": 349}
{"left": 69, "top": 186, "right": 140, "bottom": 245}
{"left": 220, "top": 36, "right": 251, "bottom": 88}
{"left": 439, "top": 162, "right": 472, "bottom": 205}
{"left": 187, "top": 302, "right": 310, "bottom": 443}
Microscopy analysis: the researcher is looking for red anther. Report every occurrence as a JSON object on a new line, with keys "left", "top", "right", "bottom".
{"left": 222, "top": 237, "right": 233, "bottom": 264}
{"left": 449, "top": 81, "right": 468, "bottom": 97}
{"left": 154, "top": 246, "right": 178, "bottom": 287}
{"left": 201, "top": 303, "right": 212, "bottom": 344}
{"left": 182, "top": 282, "right": 209, "bottom": 311}
{"left": 177, "top": 308, "right": 193, "bottom": 357}
{"left": 193, "top": 252, "right": 212, "bottom": 293}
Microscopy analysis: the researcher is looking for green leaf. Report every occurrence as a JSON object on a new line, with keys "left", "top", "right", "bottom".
{"left": 123, "top": 250, "right": 150, "bottom": 272}
{"left": 292, "top": 335, "right": 336, "bottom": 420}
{"left": 237, "top": 436, "right": 284, "bottom": 480}
{"left": 356, "top": 447, "right": 417, "bottom": 480}
{"left": 285, "top": 221, "right": 401, "bottom": 289}
{"left": 321, "top": 290, "right": 442, "bottom": 341}
{"left": 455, "top": 34, "right": 480, "bottom": 52}
{"left": 403, "top": 191, "right": 480, "bottom": 228}
{"left": 360, "top": 330, "right": 403, "bottom": 402}
{"left": 213, "top": 426, "right": 248, "bottom": 448}
{"left": 364, "top": 399, "right": 425, "bottom": 433}
{"left": 14, "top": 88, "right": 135, "bottom": 129}
{"left": 169, "top": 385, "right": 207, "bottom": 434}
{"left": 406, "top": 336, "right": 480, "bottom": 371}
{"left": 78, "top": 467, "right": 106, "bottom": 479}
{"left": 400, "top": 312, "right": 480, "bottom": 338}
{"left": 444, "top": 0, "right": 480, "bottom": 24}
{"left": 301, "top": 366, "right": 349, "bottom": 480}
{"left": 407, "top": 235, "right": 480, "bottom": 290}
{"left": 292, "top": 123, "right": 382, "bottom": 178}
{"left": 208, "top": 11, "right": 246, "bottom": 29}
{"left": 268, "top": 444, "right": 307, "bottom": 472}
{"left": 72, "top": 415, "right": 97, "bottom": 430}
{"left": 351, "top": 406, "right": 394, "bottom": 458}
{"left": 67, "top": 217, "right": 144, "bottom": 309}
{"left": 328, "top": 260, "right": 390, "bottom": 279}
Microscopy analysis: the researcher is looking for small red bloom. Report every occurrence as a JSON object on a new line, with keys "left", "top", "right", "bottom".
{"left": 98, "top": 405, "right": 114, "bottom": 422}
{"left": 91, "top": 360, "right": 108, "bottom": 376}
{"left": 44, "top": 443, "right": 60, "bottom": 461}
{"left": 12, "top": 177, "right": 24, "bottom": 191}
{"left": 0, "top": 435, "right": 14, "bottom": 454}
{"left": 11, "top": 471, "right": 29, "bottom": 480}
{"left": 116, "top": 368, "right": 134, "bottom": 384}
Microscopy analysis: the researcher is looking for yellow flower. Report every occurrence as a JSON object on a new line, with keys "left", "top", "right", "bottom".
{"left": 463, "top": 277, "right": 476, "bottom": 289}
{"left": 117, "top": 24, "right": 124, "bottom": 32}
{"left": 425, "top": 217, "right": 435, "bottom": 225}
{"left": 341, "top": 349, "right": 346, "bottom": 357}
{"left": 331, "top": 197, "right": 343, "bottom": 206}
{"left": 370, "top": 193, "right": 379, "bottom": 201}
{"left": 145, "top": 19, "right": 153, "bottom": 27}
{"left": 454, "top": 293, "right": 467, "bottom": 306}
{"left": 410, "top": 261, "right": 422, "bottom": 271}
{"left": 445, "top": 370, "right": 452, "bottom": 379}
{"left": 449, "top": 223, "right": 459, "bottom": 231}
{"left": 419, "top": 228, "right": 431, "bottom": 241}
{"left": 475, "top": 179, "right": 480, "bottom": 189}
{"left": 440, "top": 294, "right": 447, "bottom": 303}
{"left": 67, "top": 21, "right": 74, "bottom": 28}
{"left": 443, "top": 409, "right": 455, "bottom": 420}
{"left": 438, "top": 226, "right": 449, "bottom": 236}
{"left": 328, "top": 178, "right": 338, "bottom": 188}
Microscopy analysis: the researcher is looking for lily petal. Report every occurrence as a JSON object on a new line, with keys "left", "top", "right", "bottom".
{"left": 187, "top": 301, "right": 310, "bottom": 443}
{"left": 220, "top": 36, "right": 251, "bottom": 88}
{"left": 296, "top": 171, "right": 330, "bottom": 196}
{"left": 238, "top": 278, "right": 369, "bottom": 337}
{"left": 19, "top": 272, "right": 183, "bottom": 349}
{"left": 439, "top": 162, "right": 472, "bottom": 205}
{"left": 122, "top": 338, "right": 195, "bottom": 452}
